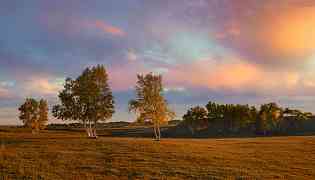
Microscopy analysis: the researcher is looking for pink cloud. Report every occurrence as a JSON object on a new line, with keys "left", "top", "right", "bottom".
{"left": 164, "top": 58, "right": 308, "bottom": 95}
{"left": 89, "top": 20, "right": 126, "bottom": 37}
{"left": 108, "top": 61, "right": 149, "bottom": 91}
{"left": 28, "top": 78, "right": 62, "bottom": 95}
{"left": 215, "top": 21, "right": 241, "bottom": 40}
{"left": 0, "top": 87, "right": 11, "bottom": 98}
{"left": 104, "top": 54, "right": 310, "bottom": 96}
{"left": 18, "top": 76, "right": 63, "bottom": 97}
{"left": 40, "top": 15, "right": 126, "bottom": 37}
{"left": 167, "top": 59, "right": 259, "bottom": 90}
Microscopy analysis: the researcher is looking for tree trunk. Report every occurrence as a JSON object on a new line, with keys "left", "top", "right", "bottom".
{"left": 86, "top": 120, "right": 92, "bottom": 137}
{"left": 89, "top": 121, "right": 93, "bottom": 137}
{"left": 85, "top": 121, "right": 90, "bottom": 137}
{"left": 157, "top": 121, "right": 161, "bottom": 140}
{"left": 153, "top": 121, "right": 158, "bottom": 140}
{"left": 93, "top": 120, "right": 98, "bottom": 139}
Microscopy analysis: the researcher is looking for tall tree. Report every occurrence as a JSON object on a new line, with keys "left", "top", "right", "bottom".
{"left": 129, "top": 73, "right": 175, "bottom": 140}
{"left": 52, "top": 65, "right": 115, "bottom": 138}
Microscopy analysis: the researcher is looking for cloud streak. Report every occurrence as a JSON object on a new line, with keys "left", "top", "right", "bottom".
{"left": 92, "top": 20, "right": 126, "bottom": 37}
{"left": 0, "top": 87, "right": 10, "bottom": 99}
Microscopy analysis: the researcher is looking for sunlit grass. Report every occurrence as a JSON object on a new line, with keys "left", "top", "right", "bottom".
{"left": 1, "top": 129, "right": 315, "bottom": 179}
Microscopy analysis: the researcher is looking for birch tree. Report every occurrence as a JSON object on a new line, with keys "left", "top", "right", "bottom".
{"left": 52, "top": 65, "right": 115, "bottom": 138}
{"left": 129, "top": 73, "right": 175, "bottom": 140}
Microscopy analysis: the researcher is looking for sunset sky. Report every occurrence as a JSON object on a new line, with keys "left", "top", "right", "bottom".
{"left": 1, "top": 0, "right": 315, "bottom": 124}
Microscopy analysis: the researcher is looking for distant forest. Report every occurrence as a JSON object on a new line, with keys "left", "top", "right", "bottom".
{"left": 166, "top": 102, "right": 315, "bottom": 137}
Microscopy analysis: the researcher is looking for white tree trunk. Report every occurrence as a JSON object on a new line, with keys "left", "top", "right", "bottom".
{"left": 85, "top": 120, "right": 92, "bottom": 137}
{"left": 89, "top": 121, "right": 93, "bottom": 137}
{"left": 157, "top": 121, "right": 161, "bottom": 140}
{"left": 153, "top": 122, "right": 158, "bottom": 140}
{"left": 84, "top": 120, "right": 90, "bottom": 137}
{"left": 93, "top": 120, "right": 98, "bottom": 138}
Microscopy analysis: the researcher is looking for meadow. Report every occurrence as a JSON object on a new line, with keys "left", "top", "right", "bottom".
{"left": 1, "top": 128, "right": 315, "bottom": 179}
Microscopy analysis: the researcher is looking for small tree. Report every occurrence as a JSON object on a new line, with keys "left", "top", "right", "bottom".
{"left": 38, "top": 99, "right": 49, "bottom": 130}
{"left": 129, "top": 73, "right": 175, "bottom": 140}
{"left": 19, "top": 98, "right": 48, "bottom": 133}
{"left": 53, "top": 65, "right": 115, "bottom": 138}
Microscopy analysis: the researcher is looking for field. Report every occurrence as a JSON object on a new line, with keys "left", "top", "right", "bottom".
{"left": 1, "top": 129, "right": 315, "bottom": 179}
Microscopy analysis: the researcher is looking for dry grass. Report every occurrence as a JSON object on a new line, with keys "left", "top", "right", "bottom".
{"left": 1, "top": 129, "right": 315, "bottom": 179}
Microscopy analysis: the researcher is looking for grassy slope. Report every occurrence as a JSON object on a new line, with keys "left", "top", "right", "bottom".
{"left": 1, "top": 129, "right": 315, "bottom": 179}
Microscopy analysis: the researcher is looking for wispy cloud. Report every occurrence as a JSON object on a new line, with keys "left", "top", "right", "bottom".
{"left": 26, "top": 78, "right": 63, "bottom": 96}
{"left": 86, "top": 20, "right": 126, "bottom": 37}
{"left": 0, "top": 87, "right": 10, "bottom": 99}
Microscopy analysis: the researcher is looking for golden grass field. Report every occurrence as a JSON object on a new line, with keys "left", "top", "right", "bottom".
{"left": 1, "top": 129, "right": 315, "bottom": 179}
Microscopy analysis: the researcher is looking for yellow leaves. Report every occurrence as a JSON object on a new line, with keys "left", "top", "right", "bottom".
{"left": 130, "top": 73, "right": 175, "bottom": 124}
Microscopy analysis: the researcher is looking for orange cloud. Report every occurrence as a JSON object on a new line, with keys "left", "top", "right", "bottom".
{"left": 259, "top": 6, "right": 315, "bottom": 58}
{"left": 216, "top": 4, "right": 315, "bottom": 68}
{"left": 92, "top": 20, "right": 126, "bottom": 37}
{"left": 168, "top": 60, "right": 259, "bottom": 91}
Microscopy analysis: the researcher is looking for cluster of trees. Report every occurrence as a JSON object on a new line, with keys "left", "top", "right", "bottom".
{"left": 44, "top": 65, "right": 172, "bottom": 140}
{"left": 18, "top": 98, "right": 48, "bottom": 133}
{"left": 182, "top": 102, "right": 313, "bottom": 136}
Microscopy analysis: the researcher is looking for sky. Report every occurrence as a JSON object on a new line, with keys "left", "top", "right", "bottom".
{"left": 1, "top": 0, "right": 315, "bottom": 125}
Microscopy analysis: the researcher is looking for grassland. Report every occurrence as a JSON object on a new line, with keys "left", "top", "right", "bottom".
{"left": 1, "top": 128, "right": 315, "bottom": 179}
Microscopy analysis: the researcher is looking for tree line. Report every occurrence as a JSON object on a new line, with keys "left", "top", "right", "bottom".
{"left": 181, "top": 102, "right": 313, "bottom": 136}
{"left": 19, "top": 65, "right": 172, "bottom": 140}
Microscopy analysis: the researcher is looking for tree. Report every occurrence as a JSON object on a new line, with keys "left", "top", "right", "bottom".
{"left": 129, "top": 73, "right": 175, "bottom": 140}
{"left": 52, "top": 65, "right": 115, "bottom": 138}
{"left": 183, "top": 106, "right": 208, "bottom": 135}
{"left": 19, "top": 98, "right": 48, "bottom": 133}
{"left": 256, "top": 103, "right": 283, "bottom": 135}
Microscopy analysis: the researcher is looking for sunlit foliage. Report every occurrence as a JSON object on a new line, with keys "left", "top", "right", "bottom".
{"left": 18, "top": 98, "right": 48, "bottom": 133}
{"left": 129, "top": 73, "right": 175, "bottom": 140}
{"left": 52, "top": 65, "right": 115, "bottom": 138}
